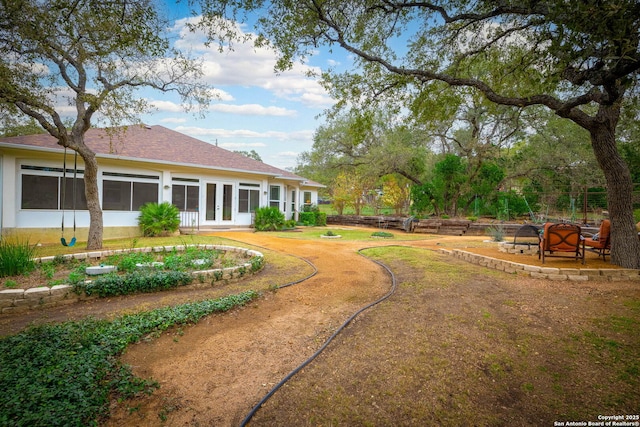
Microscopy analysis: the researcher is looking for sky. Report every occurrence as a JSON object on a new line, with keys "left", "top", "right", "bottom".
{"left": 137, "top": 1, "right": 347, "bottom": 171}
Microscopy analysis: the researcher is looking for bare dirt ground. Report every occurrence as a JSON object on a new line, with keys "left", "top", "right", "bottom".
{"left": 100, "top": 232, "right": 393, "bottom": 426}
{"left": 1, "top": 229, "right": 637, "bottom": 426}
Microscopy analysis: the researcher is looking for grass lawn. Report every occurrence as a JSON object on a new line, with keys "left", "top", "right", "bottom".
{"left": 31, "top": 235, "right": 231, "bottom": 259}
{"left": 270, "top": 226, "right": 432, "bottom": 241}
{"left": 249, "top": 245, "right": 640, "bottom": 425}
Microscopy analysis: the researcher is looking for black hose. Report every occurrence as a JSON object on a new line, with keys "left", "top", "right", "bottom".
{"left": 277, "top": 254, "right": 317, "bottom": 288}
{"left": 240, "top": 246, "right": 398, "bottom": 426}
{"left": 206, "top": 236, "right": 319, "bottom": 288}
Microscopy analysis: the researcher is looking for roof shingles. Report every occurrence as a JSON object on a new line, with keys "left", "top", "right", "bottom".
{"left": 0, "top": 125, "right": 317, "bottom": 184}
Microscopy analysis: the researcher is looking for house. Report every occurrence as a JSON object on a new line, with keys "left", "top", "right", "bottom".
{"left": 0, "top": 125, "right": 323, "bottom": 243}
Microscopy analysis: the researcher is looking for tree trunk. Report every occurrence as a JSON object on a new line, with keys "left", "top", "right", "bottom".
{"left": 76, "top": 143, "right": 103, "bottom": 250}
{"left": 590, "top": 119, "right": 640, "bottom": 269}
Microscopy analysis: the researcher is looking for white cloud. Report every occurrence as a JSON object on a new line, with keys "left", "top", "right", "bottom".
{"left": 211, "top": 88, "right": 235, "bottom": 101}
{"left": 277, "top": 151, "right": 299, "bottom": 158}
{"left": 175, "top": 126, "right": 313, "bottom": 142}
{"left": 148, "top": 100, "right": 184, "bottom": 112}
{"left": 49, "top": 87, "right": 93, "bottom": 116}
{"left": 219, "top": 142, "right": 268, "bottom": 149}
{"left": 159, "top": 117, "right": 188, "bottom": 124}
{"left": 170, "top": 16, "right": 334, "bottom": 109}
{"left": 210, "top": 103, "right": 296, "bottom": 116}
{"left": 297, "top": 92, "right": 335, "bottom": 108}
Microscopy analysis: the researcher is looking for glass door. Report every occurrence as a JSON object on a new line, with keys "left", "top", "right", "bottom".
{"left": 205, "top": 183, "right": 216, "bottom": 221}
{"left": 204, "top": 182, "right": 233, "bottom": 225}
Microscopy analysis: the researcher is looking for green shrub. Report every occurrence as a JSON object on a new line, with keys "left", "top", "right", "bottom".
{"left": 254, "top": 207, "right": 285, "bottom": 231}
{"left": 487, "top": 224, "right": 506, "bottom": 242}
{"left": 3, "top": 279, "right": 18, "bottom": 288}
{"left": 299, "top": 211, "right": 316, "bottom": 226}
{"left": 138, "top": 202, "right": 181, "bottom": 237}
{"left": 299, "top": 211, "right": 327, "bottom": 226}
{"left": 250, "top": 256, "right": 264, "bottom": 272}
{"left": 0, "top": 237, "right": 36, "bottom": 277}
{"left": 52, "top": 254, "right": 67, "bottom": 265}
{"left": 494, "top": 190, "right": 530, "bottom": 220}
{"left": 302, "top": 203, "right": 319, "bottom": 213}
{"left": 315, "top": 212, "right": 327, "bottom": 226}
{"left": 371, "top": 231, "right": 394, "bottom": 238}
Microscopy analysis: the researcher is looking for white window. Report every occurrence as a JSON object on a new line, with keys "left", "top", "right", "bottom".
{"left": 172, "top": 178, "right": 199, "bottom": 211}
{"left": 239, "top": 183, "right": 260, "bottom": 213}
{"left": 291, "top": 190, "right": 296, "bottom": 213}
{"left": 269, "top": 185, "right": 281, "bottom": 208}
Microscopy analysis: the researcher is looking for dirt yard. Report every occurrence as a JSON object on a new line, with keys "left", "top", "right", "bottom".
{"left": 1, "top": 230, "right": 638, "bottom": 426}
{"left": 105, "top": 232, "right": 394, "bottom": 426}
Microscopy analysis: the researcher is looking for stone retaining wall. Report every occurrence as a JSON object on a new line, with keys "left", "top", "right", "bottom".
{"left": 0, "top": 245, "right": 263, "bottom": 314}
{"left": 439, "top": 248, "right": 640, "bottom": 282}
{"left": 498, "top": 242, "right": 539, "bottom": 255}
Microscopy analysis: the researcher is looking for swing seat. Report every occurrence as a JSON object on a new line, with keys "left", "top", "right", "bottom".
{"left": 61, "top": 237, "right": 76, "bottom": 247}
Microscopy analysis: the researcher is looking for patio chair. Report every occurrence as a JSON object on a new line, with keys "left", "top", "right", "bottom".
{"left": 539, "top": 223, "right": 585, "bottom": 264}
{"left": 583, "top": 219, "right": 611, "bottom": 261}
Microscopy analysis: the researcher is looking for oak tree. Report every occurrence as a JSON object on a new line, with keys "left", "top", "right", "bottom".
{"left": 0, "top": 0, "right": 210, "bottom": 249}
{"left": 202, "top": 0, "right": 640, "bottom": 267}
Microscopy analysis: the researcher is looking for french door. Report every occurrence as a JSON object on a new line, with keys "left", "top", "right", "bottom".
{"left": 204, "top": 182, "right": 233, "bottom": 225}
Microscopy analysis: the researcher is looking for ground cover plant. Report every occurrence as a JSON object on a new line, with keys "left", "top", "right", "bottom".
{"left": 0, "top": 291, "right": 259, "bottom": 427}
{"left": 76, "top": 270, "right": 194, "bottom": 298}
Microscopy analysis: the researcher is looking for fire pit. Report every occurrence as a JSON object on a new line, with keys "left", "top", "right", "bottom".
{"left": 499, "top": 224, "right": 541, "bottom": 255}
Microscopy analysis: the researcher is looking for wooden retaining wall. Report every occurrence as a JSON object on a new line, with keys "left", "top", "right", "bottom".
{"left": 327, "top": 215, "right": 525, "bottom": 236}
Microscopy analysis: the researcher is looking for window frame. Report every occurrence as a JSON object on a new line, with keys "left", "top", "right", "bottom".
{"left": 172, "top": 181, "right": 200, "bottom": 211}
{"left": 20, "top": 164, "right": 88, "bottom": 211}
{"left": 238, "top": 185, "right": 260, "bottom": 213}
{"left": 102, "top": 171, "right": 159, "bottom": 211}
{"left": 269, "top": 185, "right": 281, "bottom": 209}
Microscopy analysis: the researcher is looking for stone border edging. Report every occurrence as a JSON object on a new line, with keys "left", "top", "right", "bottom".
{"left": 438, "top": 248, "right": 640, "bottom": 282}
{"left": 0, "top": 245, "right": 264, "bottom": 314}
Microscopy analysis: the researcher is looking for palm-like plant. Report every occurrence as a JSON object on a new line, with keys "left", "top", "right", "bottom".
{"left": 138, "top": 202, "right": 181, "bottom": 236}
{"left": 253, "top": 207, "right": 285, "bottom": 231}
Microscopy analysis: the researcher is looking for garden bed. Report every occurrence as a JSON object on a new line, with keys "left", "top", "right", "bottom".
{"left": 3, "top": 245, "right": 262, "bottom": 290}
{"left": 0, "top": 245, "right": 264, "bottom": 313}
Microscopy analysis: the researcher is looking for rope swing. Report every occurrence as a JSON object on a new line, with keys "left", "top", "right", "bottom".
{"left": 61, "top": 147, "right": 77, "bottom": 247}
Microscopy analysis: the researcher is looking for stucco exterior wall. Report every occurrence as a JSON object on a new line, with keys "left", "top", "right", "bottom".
{"left": 2, "top": 226, "right": 141, "bottom": 245}
{"left": 0, "top": 149, "right": 320, "bottom": 242}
